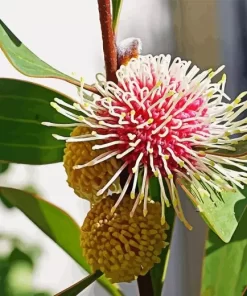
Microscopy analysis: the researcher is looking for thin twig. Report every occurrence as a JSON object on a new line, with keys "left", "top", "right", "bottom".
{"left": 97, "top": 0, "right": 118, "bottom": 83}
{"left": 137, "top": 272, "right": 154, "bottom": 296}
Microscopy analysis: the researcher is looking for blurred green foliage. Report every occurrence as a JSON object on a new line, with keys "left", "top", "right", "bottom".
{"left": 0, "top": 234, "right": 51, "bottom": 296}
{"left": 0, "top": 163, "right": 9, "bottom": 174}
{"left": 0, "top": 164, "right": 38, "bottom": 209}
{"left": 0, "top": 163, "right": 13, "bottom": 209}
{"left": 0, "top": 165, "right": 51, "bottom": 296}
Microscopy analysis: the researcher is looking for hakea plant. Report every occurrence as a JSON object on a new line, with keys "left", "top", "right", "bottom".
{"left": 43, "top": 37, "right": 247, "bottom": 291}
{"left": 46, "top": 54, "right": 247, "bottom": 229}
{"left": 44, "top": 0, "right": 247, "bottom": 292}
{"left": 2, "top": 0, "right": 247, "bottom": 295}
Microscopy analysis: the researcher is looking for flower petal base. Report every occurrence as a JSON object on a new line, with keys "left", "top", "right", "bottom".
{"left": 81, "top": 196, "right": 169, "bottom": 283}
{"left": 63, "top": 126, "right": 121, "bottom": 203}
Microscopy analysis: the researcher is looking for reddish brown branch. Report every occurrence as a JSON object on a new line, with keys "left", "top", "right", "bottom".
{"left": 97, "top": 0, "right": 118, "bottom": 83}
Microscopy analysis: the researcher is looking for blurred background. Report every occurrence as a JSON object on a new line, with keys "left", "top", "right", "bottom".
{"left": 0, "top": 0, "right": 244, "bottom": 295}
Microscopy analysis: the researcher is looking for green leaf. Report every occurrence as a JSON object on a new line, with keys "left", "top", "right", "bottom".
{"left": 111, "top": 0, "right": 123, "bottom": 32}
{"left": 206, "top": 141, "right": 247, "bottom": 157}
{"left": 0, "top": 20, "right": 79, "bottom": 86}
{"left": 9, "top": 247, "right": 34, "bottom": 267}
{"left": 148, "top": 177, "right": 161, "bottom": 203}
{"left": 55, "top": 270, "right": 103, "bottom": 296}
{"left": 0, "top": 187, "right": 123, "bottom": 296}
{"left": 178, "top": 179, "right": 247, "bottom": 242}
{"left": 0, "top": 187, "right": 89, "bottom": 268}
{"left": 0, "top": 193, "right": 14, "bottom": 209}
{"left": 34, "top": 293, "right": 52, "bottom": 296}
{"left": 0, "top": 162, "right": 9, "bottom": 174}
{"left": 7, "top": 260, "right": 33, "bottom": 295}
{"left": 148, "top": 177, "right": 175, "bottom": 296}
{"left": 0, "top": 78, "right": 75, "bottom": 164}
{"left": 150, "top": 208, "right": 175, "bottom": 296}
{"left": 0, "top": 163, "right": 11, "bottom": 208}
{"left": 22, "top": 185, "right": 39, "bottom": 195}
{"left": 200, "top": 209, "right": 247, "bottom": 296}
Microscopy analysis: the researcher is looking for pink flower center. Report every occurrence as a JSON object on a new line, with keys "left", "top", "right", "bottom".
{"left": 97, "top": 77, "right": 208, "bottom": 177}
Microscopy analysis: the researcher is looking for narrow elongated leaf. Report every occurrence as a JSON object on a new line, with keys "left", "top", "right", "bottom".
{"left": 201, "top": 209, "right": 247, "bottom": 296}
{"left": 55, "top": 270, "right": 103, "bottom": 296}
{"left": 178, "top": 178, "right": 247, "bottom": 242}
{"left": 111, "top": 0, "right": 123, "bottom": 32}
{"left": 0, "top": 162, "right": 9, "bottom": 173}
{"left": 0, "top": 20, "right": 79, "bottom": 85}
{"left": 0, "top": 187, "right": 123, "bottom": 296}
{"left": 206, "top": 140, "right": 247, "bottom": 157}
{"left": 0, "top": 193, "right": 14, "bottom": 209}
{"left": 150, "top": 209, "right": 175, "bottom": 296}
{"left": 0, "top": 78, "right": 75, "bottom": 164}
{"left": 149, "top": 177, "right": 175, "bottom": 296}
{"left": 0, "top": 163, "right": 13, "bottom": 208}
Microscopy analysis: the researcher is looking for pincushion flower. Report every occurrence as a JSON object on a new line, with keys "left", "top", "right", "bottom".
{"left": 45, "top": 54, "right": 247, "bottom": 227}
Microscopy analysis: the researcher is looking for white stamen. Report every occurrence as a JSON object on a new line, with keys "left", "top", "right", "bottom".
{"left": 129, "top": 139, "right": 141, "bottom": 147}
{"left": 116, "top": 147, "right": 135, "bottom": 159}
{"left": 54, "top": 98, "right": 77, "bottom": 110}
{"left": 42, "top": 122, "right": 81, "bottom": 127}
{"left": 98, "top": 120, "right": 124, "bottom": 129}
{"left": 140, "top": 165, "right": 148, "bottom": 201}
{"left": 97, "top": 162, "right": 128, "bottom": 196}
{"left": 152, "top": 115, "right": 172, "bottom": 134}
{"left": 73, "top": 150, "right": 119, "bottom": 169}
{"left": 130, "top": 153, "right": 144, "bottom": 199}
{"left": 130, "top": 110, "right": 139, "bottom": 123}
{"left": 128, "top": 133, "right": 136, "bottom": 140}
{"left": 92, "top": 140, "right": 125, "bottom": 150}
{"left": 111, "top": 173, "right": 133, "bottom": 213}
{"left": 136, "top": 118, "right": 154, "bottom": 129}
{"left": 156, "top": 167, "right": 170, "bottom": 207}
{"left": 143, "top": 175, "right": 150, "bottom": 217}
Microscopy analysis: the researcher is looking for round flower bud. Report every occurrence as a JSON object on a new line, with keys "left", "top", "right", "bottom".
{"left": 63, "top": 126, "right": 121, "bottom": 203}
{"left": 80, "top": 196, "right": 169, "bottom": 283}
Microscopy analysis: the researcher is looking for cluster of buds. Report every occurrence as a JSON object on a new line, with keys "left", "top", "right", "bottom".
{"left": 81, "top": 196, "right": 168, "bottom": 282}
{"left": 44, "top": 53, "right": 247, "bottom": 282}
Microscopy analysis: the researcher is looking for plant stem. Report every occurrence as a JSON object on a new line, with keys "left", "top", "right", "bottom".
{"left": 137, "top": 272, "right": 154, "bottom": 296}
{"left": 83, "top": 83, "right": 100, "bottom": 94}
{"left": 97, "top": 0, "right": 118, "bottom": 83}
{"left": 68, "top": 78, "right": 99, "bottom": 94}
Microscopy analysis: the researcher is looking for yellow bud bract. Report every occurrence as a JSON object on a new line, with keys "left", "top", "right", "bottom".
{"left": 81, "top": 196, "right": 169, "bottom": 283}
{"left": 63, "top": 126, "right": 121, "bottom": 203}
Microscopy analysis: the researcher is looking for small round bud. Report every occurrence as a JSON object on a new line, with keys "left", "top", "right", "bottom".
{"left": 63, "top": 126, "right": 121, "bottom": 203}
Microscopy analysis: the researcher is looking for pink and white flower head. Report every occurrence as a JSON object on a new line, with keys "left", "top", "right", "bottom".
{"left": 45, "top": 54, "right": 247, "bottom": 228}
